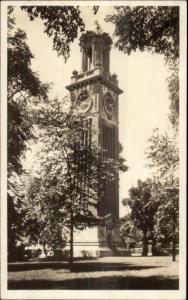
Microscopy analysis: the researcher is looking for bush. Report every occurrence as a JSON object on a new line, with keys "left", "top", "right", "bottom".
{"left": 8, "top": 244, "right": 26, "bottom": 262}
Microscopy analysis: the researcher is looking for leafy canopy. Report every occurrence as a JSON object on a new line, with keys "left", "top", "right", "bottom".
{"left": 24, "top": 96, "right": 121, "bottom": 247}
{"left": 21, "top": 6, "right": 98, "bottom": 61}
{"left": 120, "top": 214, "right": 143, "bottom": 247}
{"left": 123, "top": 179, "right": 159, "bottom": 237}
{"left": 146, "top": 129, "right": 179, "bottom": 182}
{"left": 106, "top": 6, "right": 179, "bottom": 62}
{"left": 146, "top": 129, "right": 179, "bottom": 245}
{"left": 7, "top": 7, "right": 49, "bottom": 258}
{"left": 106, "top": 6, "right": 179, "bottom": 128}
{"left": 8, "top": 9, "right": 49, "bottom": 175}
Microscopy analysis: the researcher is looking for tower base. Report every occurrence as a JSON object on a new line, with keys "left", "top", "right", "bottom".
{"left": 62, "top": 222, "right": 130, "bottom": 258}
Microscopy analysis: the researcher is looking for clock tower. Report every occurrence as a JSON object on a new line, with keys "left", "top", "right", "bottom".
{"left": 66, "top": 23, "right": 124, "bottom": 256}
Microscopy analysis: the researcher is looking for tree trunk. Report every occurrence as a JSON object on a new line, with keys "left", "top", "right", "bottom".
{"left": 152, "top": 238, "right": 157, "bottom": 256}
{"left": 172, "top": 237, "right": 176, "bottom": 262}
{"left": 142, "top": 233, "right": 148, "bottom": 256}
{"left": 69, "top": 210, "right": 74, "bottom": 272}
{"left": 43, "top": 242, "right": 47, "bottom": 256}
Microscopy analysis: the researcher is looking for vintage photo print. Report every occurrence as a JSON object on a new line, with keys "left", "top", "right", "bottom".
{"left": 1, "top": 1, "right": 187, "bottom": 299}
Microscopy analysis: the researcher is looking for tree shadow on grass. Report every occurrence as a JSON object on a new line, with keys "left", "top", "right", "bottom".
{"left": 68, "top": 263, "right": 160, "bottom": 272}
{"left": 8, "top": 262, "right": 161, "bottom": 273}
{"left": 8, "top": 262, "right": 69, "bottom": 272}
{"left": 8, "top": 275, "right": 179, "bottom": 290}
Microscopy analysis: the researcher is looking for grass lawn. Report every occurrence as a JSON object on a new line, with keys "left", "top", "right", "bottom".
{"left": 8, "top": 256, "right": 179, "bottom": 290}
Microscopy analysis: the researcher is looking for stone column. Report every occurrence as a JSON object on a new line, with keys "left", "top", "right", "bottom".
{"left": 95, "top": 37, "right": 103, "bottom": 68}
{"left": 81, "top": 48, "right": 85, "bottom": 72}
{"left": 83, "top": 47, "right": 88, "bottom": 72}
{"left": 92, "top": 39, "right": 95, "bottom": 68}
{"left": 106, "top": 48, "right": 110, "bottom": 73}
{"left": 104, "top": 45, "right": 110, "bottom": 73}
{"left": 100, "top": 41, "right": 103, "bottom": 68}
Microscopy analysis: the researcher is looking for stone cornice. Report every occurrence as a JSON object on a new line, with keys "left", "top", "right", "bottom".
{"left": 79, "top": 31, "right": 112, "bottom": 47}
{"left": 66, "top": 68, "right": 123, "bottom": 95}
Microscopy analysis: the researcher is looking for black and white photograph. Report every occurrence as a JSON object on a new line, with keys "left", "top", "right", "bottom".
{"left": 0, "top": 1, "right": 186, "bottom": 299}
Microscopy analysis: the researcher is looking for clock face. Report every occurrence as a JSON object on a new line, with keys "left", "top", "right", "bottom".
{"left": 77, "top": 90, "right": 92, "bottom": 113}
{"left": 77, "top": 89, "right": 89, "bottom": 102}
{"left": 103, "top": 93, "right": 115, "bottom": 116}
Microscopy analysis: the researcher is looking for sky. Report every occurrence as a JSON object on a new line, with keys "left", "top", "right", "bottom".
{"left": 13, "top": 5, "right": 171, "bottom": 217}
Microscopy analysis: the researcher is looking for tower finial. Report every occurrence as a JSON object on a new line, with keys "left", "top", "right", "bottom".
{"left": 94, "top": 20, "right": 103, "bottom": 34}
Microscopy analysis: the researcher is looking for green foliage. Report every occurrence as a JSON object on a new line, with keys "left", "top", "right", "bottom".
{"left": 106, "top": 6, "right": 179, "bottom": 128}
{"left": 7, "top": 8, "right": 49, "bottom": 259}
{"left": 24, "top": 176, "right": 66, "bottom": 250}
{"left": 21, "top": 6, "right": 85, "bottom": 61}
{"left": 122, "top": 179, "right": 160, "bottom": 255}
{"left": 21, "top": 6, "right": 99, "bottom": 61}
{"left": 8, "top": 29, "right": 48, "bottom": 101}
{"left": 7, "top": 172, "right": 27, "bottom": 261}
{"left": 8, "top": 12, "right": 49, "bottom": 174}
{"left": 109, "top": 7, "right": 180, "bottom": 257}
{"left": 120, "top": 214, "right": 143, "bottom": 248}
{"left": 8, "top": 6, "right": 15, "bottom": 31}
{"left": 146, "top": 129, "right": 179, "bottom": 260}
{"left": 106, "top": 6, "right": 179, "bottom": 61}
{"left": 24, "top": 96, "right": 120, "bottom": 249}
{"left": 125, "top": 179, "right": 159, "bottom": 236}
{"left": 146, "top": 129, "right": 179, "bottom": 181}
{"left": 118, "top": 143, "right": 129, "bottom": 172}
{"left": 154, "top": 185, "right": 179, "bottom": 242}
{"left": 168, "top": 62, "right": 179, "bottom": 128}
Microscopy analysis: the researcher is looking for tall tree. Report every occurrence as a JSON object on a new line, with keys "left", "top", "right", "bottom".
{"left": 23, "top": 176, "right": 67, "bottom": 257}
{"left": 107, "top": 6, "right": 180, "bottom": 260}
{"left": 106, "top": 6, "right": 179, "bottom": 128}
{"left": 8, "top": 9, "right": 48, "bottom": 174}
{"left": 123, "top": 179, "right": 159, "bottom": 256}
{"left": 146, "top": 129, "right": 179, "bottom": 261}
{"left": 7, "top": 7, "right": 49, "bottom": 260}
{"left": 24, "top": 96, "right": 122, "bottom": 270}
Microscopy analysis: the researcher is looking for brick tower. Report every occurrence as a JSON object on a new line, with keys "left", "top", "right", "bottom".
{"left": 66, "top": 23, "right": 124, "bottom": 256}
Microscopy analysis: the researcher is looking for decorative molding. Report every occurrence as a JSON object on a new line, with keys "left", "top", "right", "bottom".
{"left": 66, "top": 70, "right": 123, "bottom": 95}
